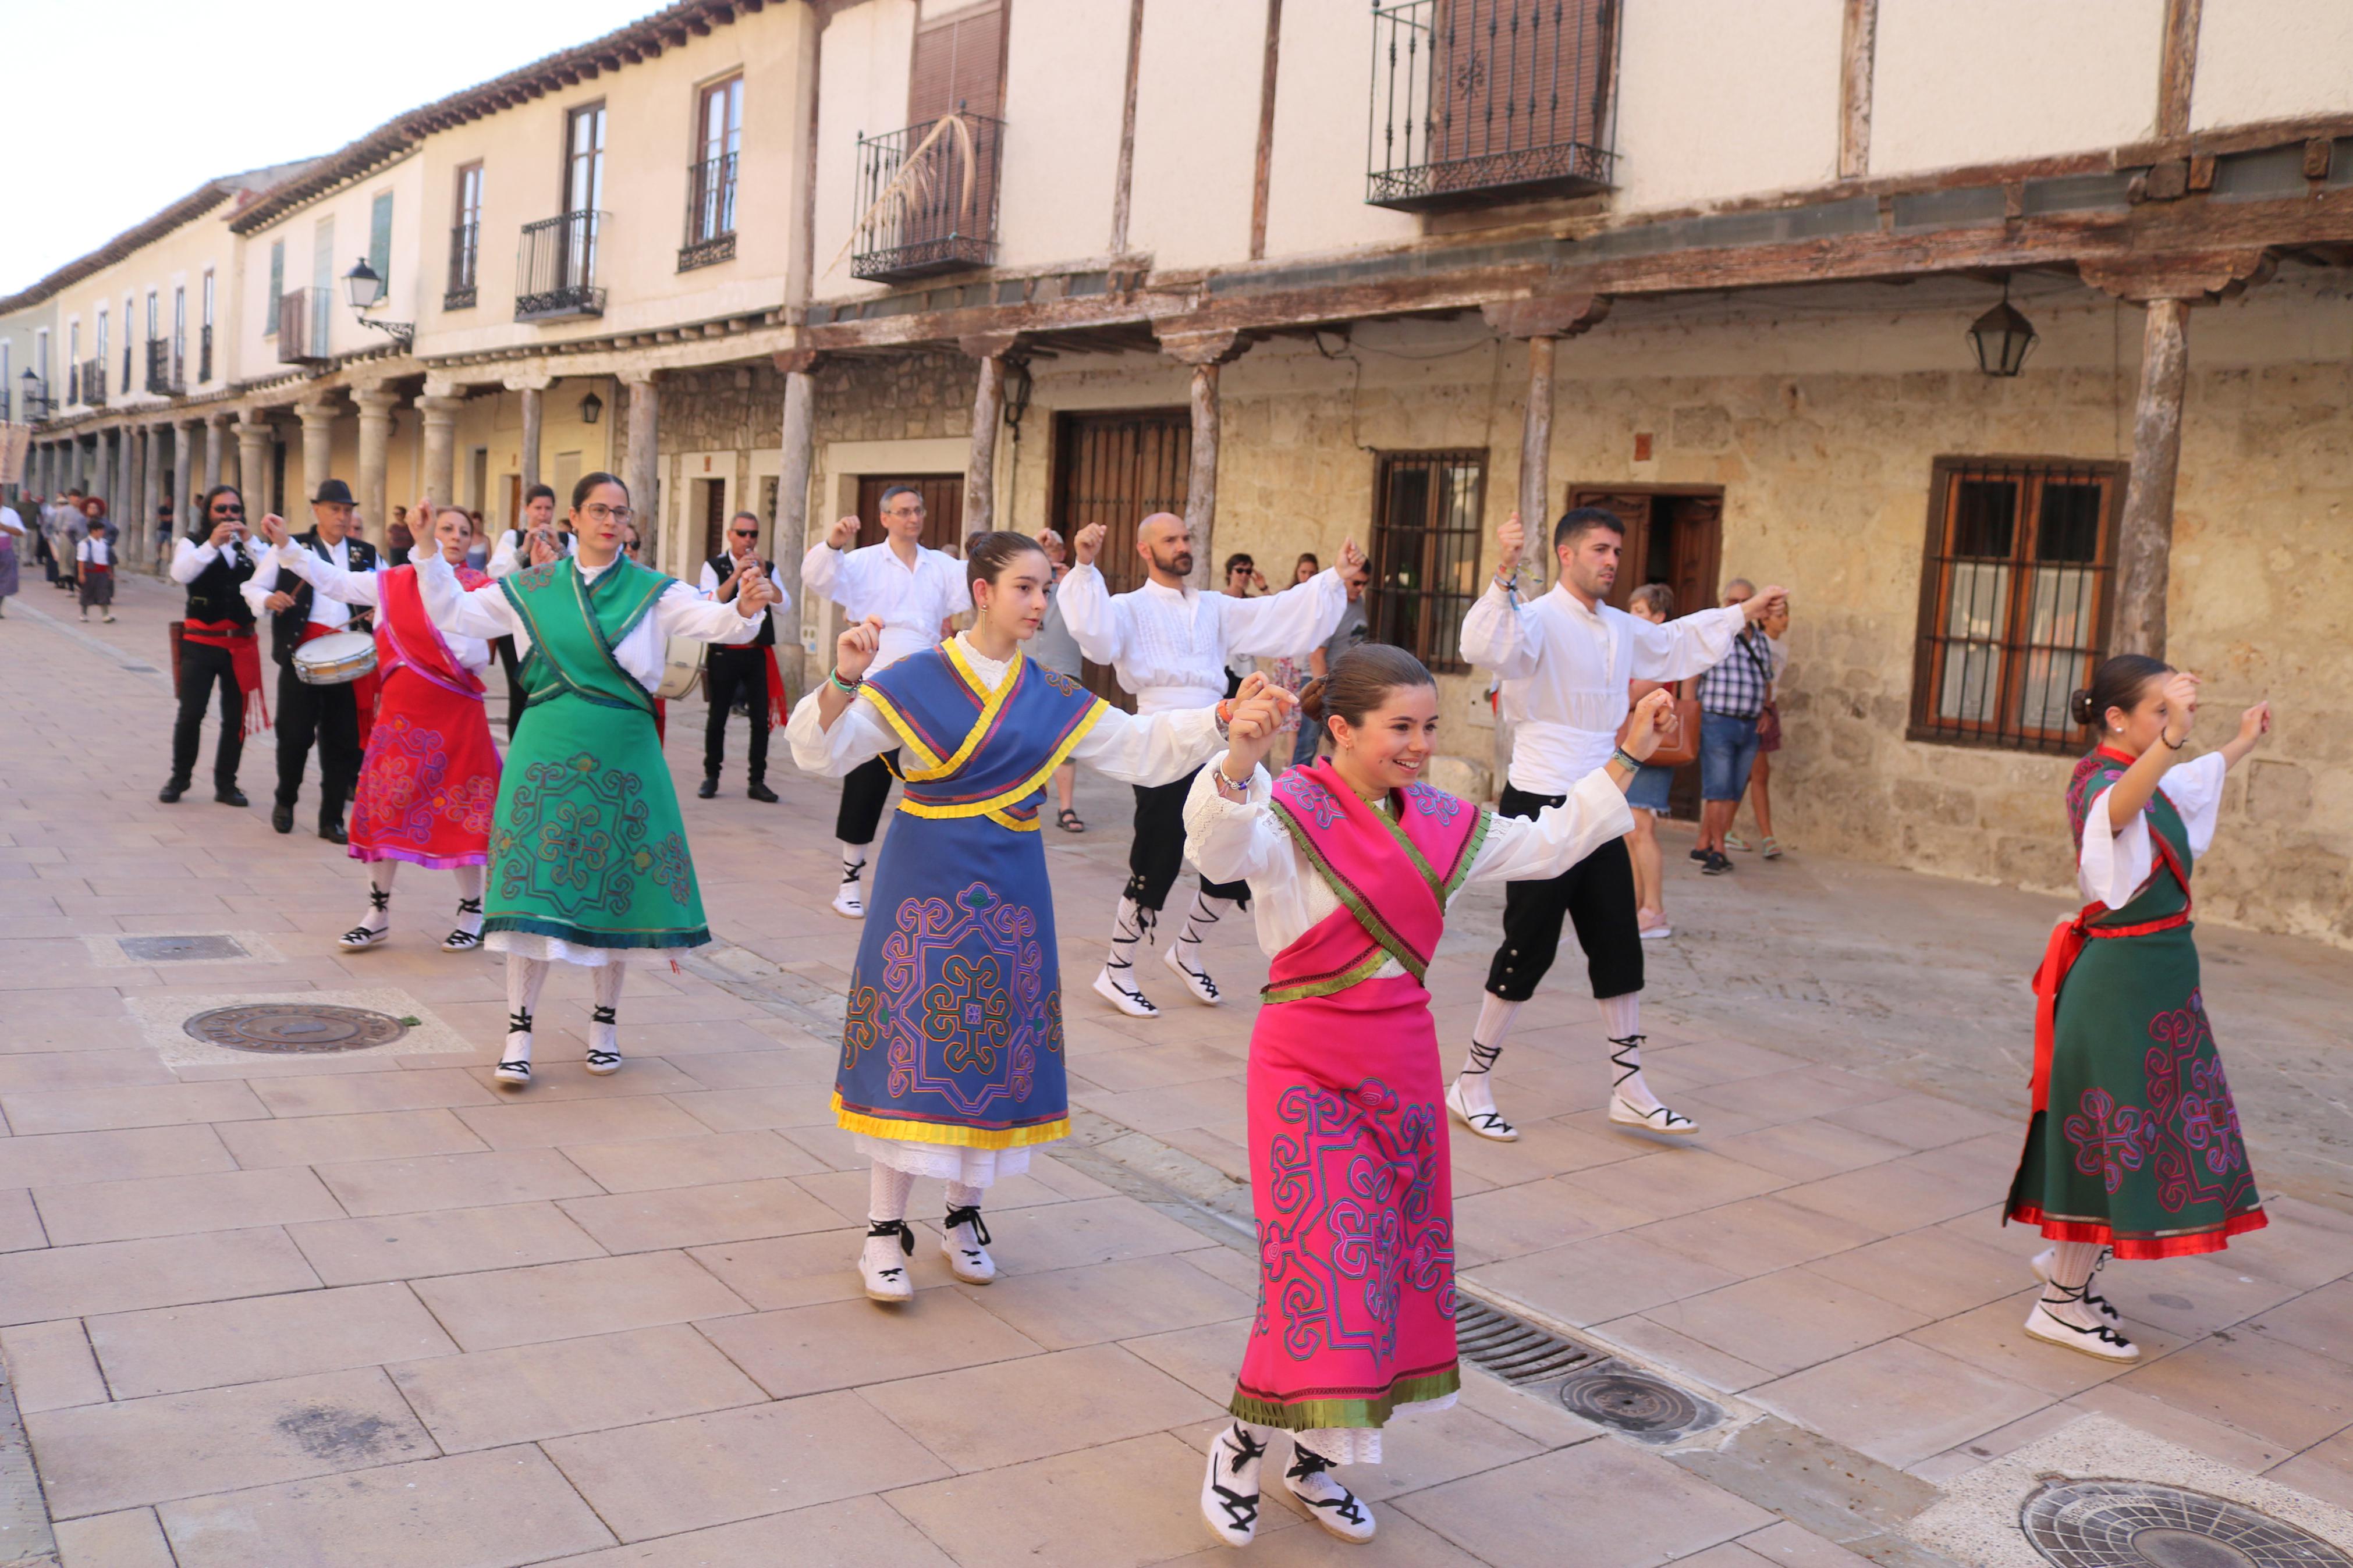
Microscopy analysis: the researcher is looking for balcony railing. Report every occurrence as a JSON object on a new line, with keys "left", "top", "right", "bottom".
{"left": 1367, "top": 0, "right": 1620, "bottom": 211}
{"left": 17, "top": 378, "right": 49, "bottom": 421}
{"left": 446, "top": 221, "right": 480, "bottom": 310}
{"left": 145, "top": 339, "right": 184, "bottom": 397}
{"left": 679, "top": 152, "right": 738, "bottom": 272}
{"left": 516, "top": 211, "right": 606, "bottom": 321}
{"left": 80, "top": 358, "right": 107, "bottom": 408}
{"left": 198, "top": 325, "right": 213, "bottom": 385}
{"left": 278, "top": 288, "right": 328, "bottom": 364}
{"left": 850, "top": 113, "right": 1003, "bottom": 283}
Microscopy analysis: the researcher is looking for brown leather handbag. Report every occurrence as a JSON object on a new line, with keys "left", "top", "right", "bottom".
{"left": 1619, "top": 680, "right": 1700, "bottom": 769}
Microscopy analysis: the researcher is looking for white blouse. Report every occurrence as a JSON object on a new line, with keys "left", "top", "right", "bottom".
{"left": 413, "top": 548, "right": 762, "bottom": 689}
{"left": 2078, "top": 750, "right": 2227, "bottom": 908}
{"left": 785, "top": 632, "right": 1224, "bottom": 787}
{"left": 1184, "top": 760, "right": 1634, "bottom": 975}
{"left": 268, "top": 544, "right": 491, "bottom": 674}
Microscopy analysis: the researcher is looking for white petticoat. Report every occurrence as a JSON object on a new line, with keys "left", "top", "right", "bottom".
{"left": 488, "top": 931, "right": 704, "bottom": 968}
{"left": 854, "top": 1133, "right": 1032, "bottom": 1187}
{"left": 1246, "top": 1393, "right": 1457, "bottom": 1467}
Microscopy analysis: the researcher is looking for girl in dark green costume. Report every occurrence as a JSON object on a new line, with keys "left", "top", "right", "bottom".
{"left": 414, "top": 473, "right": 781, "bottom": 1088}
{"left": 2007, "top": 655, "right": 2274, "bottom": 1361}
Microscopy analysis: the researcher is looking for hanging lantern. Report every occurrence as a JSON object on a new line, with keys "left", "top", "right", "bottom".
{"left": 1967, "top": 283, "right": 2039, "bottom": 377}
{"left": 579, "top": 390, "right": 605, "bottom": 425}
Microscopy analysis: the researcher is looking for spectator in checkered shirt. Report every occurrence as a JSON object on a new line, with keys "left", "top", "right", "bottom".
{"left": 1691, "top": 578, "right": 1778, "bottom": 874}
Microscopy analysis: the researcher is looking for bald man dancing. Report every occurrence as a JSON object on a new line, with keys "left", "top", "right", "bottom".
{"left": 1058, "top": 513, "right": 1362, "bottom": 1017}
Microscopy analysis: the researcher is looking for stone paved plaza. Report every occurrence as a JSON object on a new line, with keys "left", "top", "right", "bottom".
{"left": 3, "top": 574, "right": 2352, "bottom": 1568}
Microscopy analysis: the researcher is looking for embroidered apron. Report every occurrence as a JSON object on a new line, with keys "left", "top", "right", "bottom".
{"left": 348, "top": 564, "right": 501, "bottom": 870}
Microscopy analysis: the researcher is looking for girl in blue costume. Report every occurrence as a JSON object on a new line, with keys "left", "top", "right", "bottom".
{"left": 789, "top": 531, "right": 1292, "bottom": 1302}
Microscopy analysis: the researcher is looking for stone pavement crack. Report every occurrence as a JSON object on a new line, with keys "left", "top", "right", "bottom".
{"left": 0, "top": 1351, "right": 59, "bottom": 1568}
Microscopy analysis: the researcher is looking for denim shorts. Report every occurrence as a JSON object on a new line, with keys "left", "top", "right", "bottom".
{"left": 1626, "top": 762, "right": 1673, "bottom": 813}
{"left": 1699, "top": 711, "right": 1762, "bottom": 802}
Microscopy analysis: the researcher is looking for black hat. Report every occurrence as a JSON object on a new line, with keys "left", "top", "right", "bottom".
{"left": 313, "top": 479, "right": 356, "bottom": 506}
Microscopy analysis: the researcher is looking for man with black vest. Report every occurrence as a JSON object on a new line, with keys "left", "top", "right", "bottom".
{"left": 245, "top": 479, "right": 378, "bottom": 841}
{"left": 697, "top": 511, "right": 793, "bottom": 803}
{"left": 161, "top": 485, "right": 266, "bottom": 806}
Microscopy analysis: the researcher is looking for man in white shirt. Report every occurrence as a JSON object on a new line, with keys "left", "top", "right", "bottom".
{"left": 1059, "top": 512, "right": 1363, "bottom": 1018}
{"left": 244, "top": 478, "right": 378, "bottom": 842}
{"left": 801, "top": 484, "right": 966, "bottom": 917}
{"left": 1456, "top": 507, "right": 1785, "bottom": 1141}
{"left": 696, "top": 511, "right": 794, "bottom": 803}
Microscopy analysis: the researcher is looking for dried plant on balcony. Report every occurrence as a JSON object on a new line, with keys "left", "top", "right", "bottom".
{"left": 828, "top": 112, "right": 979, "bottom": 278}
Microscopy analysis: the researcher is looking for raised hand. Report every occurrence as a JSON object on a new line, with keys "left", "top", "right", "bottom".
{"left": 410, "top": 498, "right": 436, "bottom": 534}
{"left": 1074, "top": 522, "right": 1106, "bottom": 566}
{"left": 1743, "top": 585, "right": 1791, "bottom": 623}
{"left": 1620, "top": 688, "right": 1676, "bottom": 764}
{"left": 825, "top": 515, "right": 860, "bottom": 550}
{"left": 2160, "top": 671, "right": 2202, "bottom": 744}
{"left": 527, "top": 527, "right": 559, "bottom": 568}
{"left": 1221, "top": 674, "right": 1298, "bottom": 781}
{"left": 1495, "top": 513, "right": 1524, "bottom": 575}
{"left": 2237, "top": 700, "right": 2272, "bottom": 749}
{"left": 1338, "top": 538, "right": 1369, "bottom": 584}
{"left": 730, "top": 563, "right": 775, "bottom": 617}
{"left": 835, "top": 614, "right": 886, "bottom": 682}
{"left": 256, "top": 513, "right": 289, "bottom": 549}
{"left": 207, "top": 517, "right": 242, "bottom": 550}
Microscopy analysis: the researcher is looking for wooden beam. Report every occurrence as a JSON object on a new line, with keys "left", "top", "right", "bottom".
{"left": 1156, "top": 328, "right": 1246, "bottom": 365}
{"left": 1249, "top": 0, "right": 1284, "bottom": 261}
{"left": 2158, "top": 0, "right": 2202, "bottom": 141}
{"left": 2078, "top": 247, "right": 2272, "bottom": 302}
{"left": 1184, "top": 361, "right": 1224, "bottom": 592}
{"left": 1109, "top": 0, "right": 1145, "bottom": 254}
{"left": 1838, "top": 0, "right": 1878, "bottom": 179}
{"left": 2113, "top": 297, "right": 2189, "bottom": 657}
{"left": 1479, "top": 294, "right": 1609, "bottom": 340}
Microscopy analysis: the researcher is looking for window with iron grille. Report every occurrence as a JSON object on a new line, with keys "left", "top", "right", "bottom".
{"left": 682, "top": 74, "right": 741, "bottom": 269}
{"left": 449, "top": 164, "right": 483, "bottom": 308}
{"left": 1369, "top": 451, "right": 1486, "bottom": 674}
{"left": 1908, "top": 457, "right": 2123, "bottom": 755}
{"left": 265, "top": 241, "right": 284, "bottom": 336}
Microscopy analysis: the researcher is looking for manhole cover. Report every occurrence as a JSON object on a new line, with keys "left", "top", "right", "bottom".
{"left": 2021, "top": 1479, "right": 2353, "bottom": 1568}
{"left": 120, "top": 935, "right": 249, "bottom": 963}
{"left": 183, "top": 1004, "right": 409, "bottom": 1054}
{"left": 1557, "top": 1366, "right": 1716, "bottom": 1442}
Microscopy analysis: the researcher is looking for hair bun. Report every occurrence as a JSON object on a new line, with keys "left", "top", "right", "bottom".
{"left": 2068, "top": 688, "right": 2095, "bottom": 727}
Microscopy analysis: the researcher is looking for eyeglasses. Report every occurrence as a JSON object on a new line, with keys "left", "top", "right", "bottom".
{"left": 211, "top": 504, "right": 244, "bottom": 517}
{"left": 729, "top": 528, "right": 757, "bottom": 538}
{"left": 581, "top": 504, "right": 633, "bottom": 524}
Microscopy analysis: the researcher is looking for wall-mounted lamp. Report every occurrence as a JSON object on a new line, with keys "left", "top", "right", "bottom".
{"left": 1003, "top": 354, "right": 1034, "bottom": 442}
{"left": 343, "top": 258, "right": 414, "bottom": 351}
{"left": 579, "top": 390, "right": 605, "bottom": 425}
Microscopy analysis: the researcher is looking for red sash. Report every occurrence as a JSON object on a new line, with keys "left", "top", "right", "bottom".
{"left": 300, "top": 621, "right": 381, "bottom": 748}
{"left": 183, "top": 618, "right": 270, "bottom": 737}
{"left": 375, "top": 564, "right": 487, "bottom": 702}
{"left": 764, "top": 645, "right": 787, "bottom": 732}
{"left": 2028, "top": 755, "right": 2193, "bottom": 1114}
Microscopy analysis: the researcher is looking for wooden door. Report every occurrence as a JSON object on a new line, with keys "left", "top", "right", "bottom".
{"left": 698, "top": 478, "right": 727, "bottom": 564}
{"left": 1051, "top": 408, "right": 1191, "bottom": 707}
{"left": 853, "top": 474, "right": 964, "bottom": 553}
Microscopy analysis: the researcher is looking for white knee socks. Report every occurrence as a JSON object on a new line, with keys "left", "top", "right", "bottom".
{"left": 1455, "top": 994, "right": 1523, "bottom": 1117}
{"left": 504, "top": 957, "right": 550, "bottom": 1064}
{"left": 590, "top": 960, "right": 625, "bottom": 1058}
{"left": 1599, "top": 993, "right": 1664, "bottom": 1115}
{"left": 1173, "top": 892, "right": 1235, "bottom": 964}
{"left": 864, "top": 1161, "right": 918, "bottom": 1278}
{"left": 452, "top": 864, "right": 485, "bottom": 937}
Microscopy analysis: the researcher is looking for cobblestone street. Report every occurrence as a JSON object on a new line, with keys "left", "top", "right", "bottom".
{"left": 3, "top": 575, "right": 2352, "bottom": 1568}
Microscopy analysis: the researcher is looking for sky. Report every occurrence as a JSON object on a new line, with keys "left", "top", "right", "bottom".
{"left": 3, "top": 0, "right": 663, "bottom": 297}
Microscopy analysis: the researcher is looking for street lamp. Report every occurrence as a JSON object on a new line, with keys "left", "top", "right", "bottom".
{"left": 579, "top": 390, "right": 604, "bottom": 425}
{"left": 343, "top": 257, "right": 415, "bottom": 352}
{"left": 17, "top": 367, "right": 42, "bottom": 419}
{"left": 1967, "top": 282, "right": 2038, "bottom": 378}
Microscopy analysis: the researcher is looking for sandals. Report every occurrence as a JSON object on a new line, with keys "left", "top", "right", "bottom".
{"left": 339, "top": 888, "right": 392, "bottom": 951}
{"left": 584, "top": 1005, "right": 622, "bottom": 1075}
{"left": 1760, "top": 835, "right": 1783, "bottom": 859}
{"left": 1446, "top": 1040, "right": 1519, "bottom": 1142}
{"left": 442, "top": 897, "right": 485, "bottom": 952}
{"left": 1056, "top": 807, "right": 1085, "bottom": 833}
{"left": 863, "top": 1219, "right": 915, "bottom": 1303}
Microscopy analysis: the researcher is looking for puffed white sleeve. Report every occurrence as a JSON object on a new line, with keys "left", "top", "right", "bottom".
{"left": 488, "top": 531, "right": 523, "bottom": 580}
{"left": 1628, "top": 604, "right": 1747, "bottom": 682}
{"left": 1182, "top": 758, "right": 1294, "bottom": 887}
{"left": 273, "top": 542, "right": 383, "bottom": 607}
{"left": 169, "top": 538, "right": 217, "bottom": 585}
{"left": 1069, "top": 702, "right": 1224, "bottom": 787}
{"left": 239, "top": 549, "right": 281, "bottom": 615}
{"left": 1460, "top": 769, "right": 1634, "bottom": 886}
{"left": 802, "top": 542, "right": 846, "bottom": 602}
{"left": 697, "top": 560, "right": 723, "bottom": 598}
{"left": 2160, "top": 751, "right": 2228, "bottom": 858}
{"left": 414, "top": 547, "right": 519, "bottom": 640}
{"left": 652, "top": 580, "right": 764, "bottom": 645}
{"left": 1458, "top": 581, "right": 1542, "bottom": 679}
{"left": 1053, "top": 563, "right": 1124, "bottom": 665}
{"left": 2078, "top": 753, "right": 2227, "bottom": 905}
{"left": 1222, "top": 568, "right": 1348, "bottom": 659}
{"left": 785, "top": 685, "right": 902, "bottom": 777}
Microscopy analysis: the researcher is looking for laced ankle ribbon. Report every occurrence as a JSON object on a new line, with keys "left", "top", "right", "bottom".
{"left": 1285, "top": 1445, "right": 1369, "bottom": 1527}
{"left": 497, "top": 1009, "right": 534, "bottom": 1080}
{"left": 942, "top": 1205, "right": 992, "bottom": 1246}
{"left": 839, "top": 861, "right": 864, "bottom": 887}
{"left": 1104, "top": 905, "right": 1156, "bottom": 998}
{"left": 585, "top": 1005, "right": 620, "bottom": 1068}
{"left": 1608, "top": 1033, "right": 1645, "bottom": 1090}
{"left": 2039, "top": 1279, "right": 2134, "bottom": 1349}
{"left": 867, "top": 1218, "right": 914, "bottom": 1283}
{"left": 1208, "top": 1424, "right": 1266, "bottom": 1533}
{"left": 1463, "top": 1040, "right": 1502, "bottom": 1075}
{"left": 368, "top": 887, "right": 391, "bottom": 912}
{"left": 445, "top": 897, "right": 485, "bottom": 950}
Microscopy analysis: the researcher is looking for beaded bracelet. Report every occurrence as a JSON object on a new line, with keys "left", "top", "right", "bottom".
{"left": 1611, "top": 747, "right": 1644, "bottom": 773}
{"left": 828, "top": 668, "right": 861, "bottom": 695}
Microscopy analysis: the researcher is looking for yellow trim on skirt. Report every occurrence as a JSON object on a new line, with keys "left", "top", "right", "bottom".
{"left": 832, "top": 1091, "right": 1071, "bottom": 1149}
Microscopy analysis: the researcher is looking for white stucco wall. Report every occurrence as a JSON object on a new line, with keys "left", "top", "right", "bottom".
{"left": 1124, "top": 0, "right": 1263, "bottom": 271}
{"left": 994, "top": 0, "right": 1130, "bottom": 266}
{"left": 810, "top": 0, "right": 918, "bottom": 303}
{"left": 1614, "top": 0, "right": 1845, "bottom": 211}
{"left": 2193, "top": 0, "right": 2353, "bottom": 129}
{"left": 1258, "top": 1, "right": 1420, "bottom": 261}
{"left": 1872, "top": 0, "right": 2164, "bottom": 174}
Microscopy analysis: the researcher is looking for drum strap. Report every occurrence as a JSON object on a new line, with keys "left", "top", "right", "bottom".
{"left": 300, "top": 623, "right": 381, "bottom": 746}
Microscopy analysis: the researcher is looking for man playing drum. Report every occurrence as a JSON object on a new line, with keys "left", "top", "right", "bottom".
{"left": 244, "top": 479, "right": 378, "bottom": 842}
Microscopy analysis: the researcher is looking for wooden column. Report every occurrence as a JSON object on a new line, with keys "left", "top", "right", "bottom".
{"left": 1837, "top": 0, "right": 1879, "bottom": 179}
{"left": 959, "top": 335, "right": 1018, "bottom": 534}
{"left": 354, "top": 387, "right": 398, "bottom": 532}
{"left": 1480, "top": 295, "right": 1610, "bottom": 578}
{"left": 2081, "top": 250, "right": 2269, "bottom": 660}
{"left": 517, "top": 383, "right": 545, "bottom": 492}
{"left": 1157, "top": 329, "right": 1247, "bottom": 592}
{"left": 2158, "top": 0, "right": 2203, "bottom": 140}
{"left": 1108, "top": 0, "right": 1146, "bottom": 253}
{"left": 773, "top": 349, "right": 821, "bottom": 691}
{"left": 418, "top": 395, "right": 463, "bottom": 508}
{"left": 622, "top": 374, "right": 659, "bottom": 564}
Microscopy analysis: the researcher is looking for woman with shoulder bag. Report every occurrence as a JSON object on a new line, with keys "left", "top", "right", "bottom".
{"left": 1621, "top": 584, "right": 1699, "bottom": 937}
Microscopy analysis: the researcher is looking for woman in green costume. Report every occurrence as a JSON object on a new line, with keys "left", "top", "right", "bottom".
{"left": 415, "top": 472, "right": 781, "bottom": 1088}
{"left": 2006, "top": 654, "right": 2273, "bottom": 1361}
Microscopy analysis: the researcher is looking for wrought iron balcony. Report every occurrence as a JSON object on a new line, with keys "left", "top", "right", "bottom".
{"left": 850, "top": 113, "right": 1003, "bottom": 283}
{"left": 80, "top": 358, "right": 107, "bottom": 408}
{"left": 145, "top": 339, "right": 184, "bottom": 397}
{"left": 516, "top": 211, "right": 606, "bottom": 322}
{"left": 1367, "top": 0, "right": 1619, "bottom": 212}
{"left": 198, "top": 325, "right": 214, "bottom": 385}
{"left": 16, "top": 378, "right": 49, "bottom": 421}
{"left": 446, "top": 221, "right": 480, "bottom": 311}
{"left": 278, "top": 288, "right": 329, "bottom": 365}
{"left": 680, "top": 152, "right": 738, "bottom": 272}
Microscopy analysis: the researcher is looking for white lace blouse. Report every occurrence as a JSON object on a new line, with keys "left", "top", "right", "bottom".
{"left": 2078, "top": 750, "right": 2227, "bottom": 908}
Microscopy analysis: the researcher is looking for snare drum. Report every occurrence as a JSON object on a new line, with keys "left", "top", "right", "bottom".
{"left": 293, "top": 631, "right": 378, "bottom": 686}
{"left": 653, "top": 638, "right": 705, "bottom": 701}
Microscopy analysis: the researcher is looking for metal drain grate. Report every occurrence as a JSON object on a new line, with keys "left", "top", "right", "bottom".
{"left": 1454, "top": 1296, "right": 1599, "bottom": 1384}
{"left": 183, "top": 1004, "right": 409, "bottom": 1054}
{"left": 2021, "top": 1478, "right": 2353, "bottom": 1568}
{"left": 120, "top": 935, "right": 249, "bottom": 963}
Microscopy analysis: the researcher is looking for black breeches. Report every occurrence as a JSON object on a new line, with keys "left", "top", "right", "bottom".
{"left": 274, "top": 669, "right": 362, "bottom": 821}
{"left": 836, "top": 752, "right": 898, "bottom": 845}
{"left": 702, "top": 649, "right": 771, "bottom": 782}
{"left": 1482, "top": 786, "right": 1644, "bottom": 1003}
{"left": 496, "top": 637, "right": 526, "bottom": 742}
{"left": 171, "top": 641, "right": 244, "bottom": 788}
{"left": 1124, "top": 769, "right": 1249, "bottom": 911}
